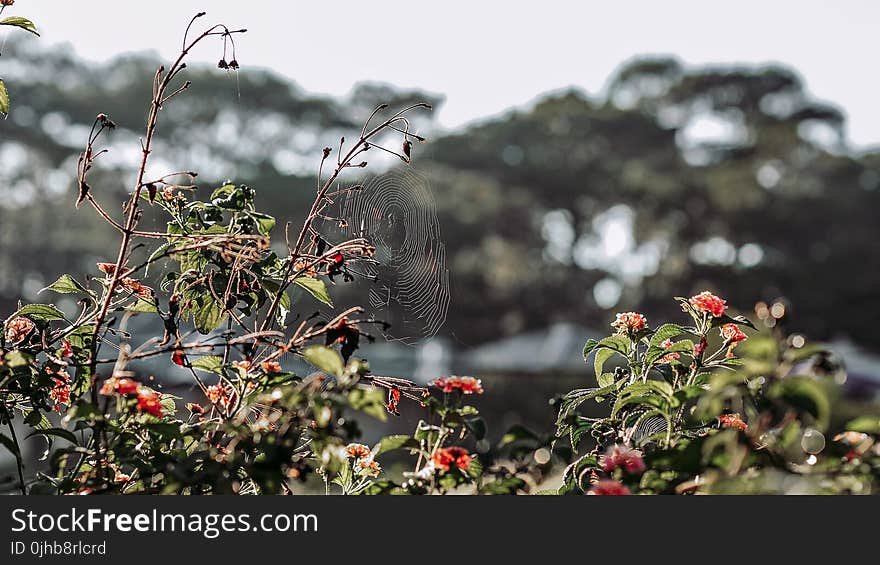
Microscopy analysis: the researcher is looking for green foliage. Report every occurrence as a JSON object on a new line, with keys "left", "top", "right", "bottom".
{"left": 556, "top": 293, "right": 880, "bottom": 495}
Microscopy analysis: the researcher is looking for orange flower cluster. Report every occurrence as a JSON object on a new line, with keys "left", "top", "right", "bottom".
{"left": 611, "top": 312, "right": 647, "bottom": 334}
{"left": 358, "top": 459, "right": 381, "bottom": 477}
{"left": 689, "top": 291, "right": 727, "bottom": 317}
{"left": 345, "top": 443, "right": 372, "bottom": 460}
{"left": 260, "top": 361, "right": 282, "bottom": 373}
{"left": 432, "top": 446, "right": 472, "bottom": 472}
{"left": 719, "top": 413, "right": 747, "bottom": 431}
{"left": 5, "top": 316, "right": 34, "bottom": 344}
{"left": 429, "top": 376, "right": 484, "bottom": 395}
{"left": 205, "top": 384, "right": 234, "bottom": 408}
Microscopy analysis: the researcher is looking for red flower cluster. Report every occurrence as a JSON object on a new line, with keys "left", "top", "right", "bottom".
{"left": 430, "top": 376, "right": 484, "bottom": 395}
{"left": 720, "top": 323, "right": 748, "bottom": 343}
{"left": 136, "top": 389, "right": 163, "bottom": 417}
{"left": 99, "top": 376, "right": 140, "bottom": 396}
{"left": 601, "top": 445, "right": 646, "bottom": 474}
{"left": 719, "top": 413, "right": 747, "bottom": 432}
{"left": 689, "top": 291, "right": 727, "bottom": 317}
{"left": 611, "top": 312, "right": 647, "bottom": 334}
{"left": 587, "top": 479, "right": 631, "bottom": 496}
{"left": 432, "top": 447, "right": 472, "bottom": 472}
{"left": 49, "top": 369, "right": 71, "bottom": 410}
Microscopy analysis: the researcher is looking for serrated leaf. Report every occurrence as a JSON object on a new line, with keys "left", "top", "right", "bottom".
{"left": 191, "top": 356, "right": 224, "bottom": 375}
{"left": 293, "top": 277, "right": 333, "bottom": 307}
{"left": 10, "top": 303, "right": 66, "bottom": 323}
{"left": 193, "top": 296, "right": 226, "bottom": 334}
{"left": 649, "top": 324, "right": 686, "bottom": 348}
{"left": 559, "top": 454, "right": 599, "bottom": 494}
{"left": 582, "top": 338, "right": 599, "bottom": 361}
{"left": 1, "top": 16, "right": 40, "bottom": 36}
{"left": 40, "top": 274, "right": 89, "bottom": 296}
{"left": 301, "top": 345, "right": 344, "bottom": 377}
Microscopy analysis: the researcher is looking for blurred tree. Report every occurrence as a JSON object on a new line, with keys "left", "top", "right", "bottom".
{"left": 1, "top": 41, "right": 878, "bottom": 350}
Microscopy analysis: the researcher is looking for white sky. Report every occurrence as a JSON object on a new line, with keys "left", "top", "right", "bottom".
{"left": 12, "top": 0, "right": 880, "bottom": 149}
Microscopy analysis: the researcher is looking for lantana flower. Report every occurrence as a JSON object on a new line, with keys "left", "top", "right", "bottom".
{"left": 205, "top": 384, "right": 234, "bottom": 408}
{"left": 48, "top": 368, "right": 71, "bottom": 410}
{"left": 611, "top": 312, "right": 647, "bottom": 334}
{"left": 719, "top": 413, "right": 747, "bottom": 431}
{"left": 5, "top": 316, "right": 34, "bottom": 344}
{"left": 587, "top": 479, "right": 631, "bottom": 496}
{"left": 432, "top": 446, "right": 472, "bottom": 472}
{"left": 260, "top": 361, "right": 282, "bottom": 373}
{"left": 601, "top": 445, "right": 646, "bottom": 474}
{"left": 99, "top": 376, "right": 140, "bottom": 396}
{"left": 136, "top": 389, "right": 163, "bottom": 417}
{"left": 345, "top": 443, "right": 372, "bottom": 460}
{"left": 689, "top": 291, "right": 727, "bottom": 317}
{"left": 660, "top": 339, "right": 681, "bottom": 363}
{"left": 430, "top": 376, "right": 484, "bottom": 395}
{"left": 720, "top": 323, "right": 749, "bottom": 357}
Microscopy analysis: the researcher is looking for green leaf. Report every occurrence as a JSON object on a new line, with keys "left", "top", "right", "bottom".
{"left": 301, "top": 345, "right": 344, "bottom": 377}
{"left": 555, "top": 384, "right": 617, "bottom": 428}
{"left": 0, "top": 79, "right": 8, "bottom": 115}
{"left": 582, "top": 338, "right": 599, "bottom": 360}
{"left": 26, "top": 428, "right": 78, "bottom": 445}
{"left": 645, "top": 339, "right": 694, "bottom": 367}
{"left": 249, "top": 212, "right": 276, "bottom": 236}
{"left": 594, "top": 348, "right": 618, "bottom": 382}
{"left": 124, "top": 297, "right": 159, "bottom": 314}
{"left": 348, "top": 388, "right": 387, "bottom": 422}
{"left": 293, "top": 277, "right": 333, "bottom": 307}
{"left": 596, "top": 335, "right": 630, "bottom": 356}
{"left": 193, "top": 296, "right": 226, "bottom": 334}
{"left": 40, "top": 274, "right": 89, "bottom": 296}
{"left": 10, "top": 303, "right": 66, "bottom": 323}
{"left": 1, "top": 16, "right": 40, "bottom": 36}
{"left": 559, "top": 454, "right": 599, "bottom": 494}
{"left": 374, "top": 435, "right": 419, "bottom": 455}
{"left": 649, "top": 324, "right": 685, "bottom": 348}
{"left": 597, "top": 372, "right": 616, "bottom": 387}
{"left": 276, "top": 291, "right": 291, "bottom": 327}
{"left": 500, "top": 424, "right": 539, "bottom": 447}
{"left": 709, "top": 313, "right": 757, "bottom": 331}
{"left": 768, "top": 376, "right": 830, "bottom": 430}
{"left": 844, "top": 416, "right": 880, "bottom": 434}
{"left": 191, "top": 356, "right": 224, "bottom": 375}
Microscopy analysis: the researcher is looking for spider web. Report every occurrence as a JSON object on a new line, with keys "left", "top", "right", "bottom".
{"left": 327, "top": 167, "right": 450, "bottom": 345}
